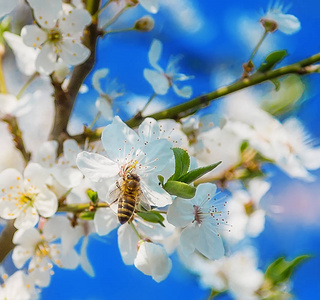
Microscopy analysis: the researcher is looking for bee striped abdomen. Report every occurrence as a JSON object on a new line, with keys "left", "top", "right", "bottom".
{"left": 118, "top": 176, "right": 140, "bottom": 224}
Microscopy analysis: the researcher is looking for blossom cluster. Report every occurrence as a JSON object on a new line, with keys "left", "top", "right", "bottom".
{"left": 0, "top": 1, "right": 316, "bottom": 300}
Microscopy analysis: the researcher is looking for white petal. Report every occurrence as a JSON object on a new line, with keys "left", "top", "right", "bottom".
{"left": 141, "top": 179, "right": 172, "bottom": 207}
{"left": 33, "top": 187, "right": 58, "bottom": 217}
{"left": 51, "top": 165, "right": 83, "bottom": 188}
{"left": 139, "top": 0, "right": 159, "bottom": 13}
{"left": 172, "top": 84, "right": 193, "bottom": 98}
{"left": 3, "top": 32, "right": 38, "bottom": 75}
{"left": 80, "top": 236, "right": 95, "bottom": 277}
{"left": 148, "top": 39, "right": 163, "bottom": 71}
{"left": 33, "top": 140, "right": 58, "bottom": 168}
{"left": 59, "top": 248, "right": 79, "bottom": 269}
{"left": 246, "top": 210, "right": 266, "bottom": 237}
{"left": 63, "top": 139, "right": 81, "bottom": 165}
{"left": 21, "top": 24, "right": 47, "bottom": 48}
{"left": 180, "top": 223, "right": 199, "bottom": 256}
{"left": 96, "top": 97, "right": 113, "bottom": 120}
{"left": 197, "top": 222, "right": 224, "bottom": 260}
{"left": 14, "top": 206, "right": 39, "bottom": 229}
{"left": 27, "top": 0, "right": 62, "bottom": 29}
{"left": 0, "top": 0, "right": 19, "bottom": 17}
{"left": 118, "top": 223, "right": 139, "bottom": 265}
{"left": 94, "top": 208, "right": 119, "bottom": 236}
{"left": 144, "top": 69, "right": 169, "bottom": 95}
{"left": 76, "top": 151, "right": 119, "bottom": 182}
{"left": 167, "top": 197, "right": 194, "bottom": 227}
{"left": 35, "top": 43, "right": 58, "bottom": 75}
{"left": 59, "top": 8, "right": 92, "bottom": 35}
{"left": 101, "top": 116, "right": 141, "bottom": 161}
{"left": 92, "top": 68, "right": 109, "bottom": 94}
{"left": 192, "top": 183, "right": 217, "bottom": 208}
{"left": 42, "top": 216, "right": 70, "bottom": 242}
{"left": 273, "top": 13, "right": 301, "bottom": 34}
{"left": 138, "top": 117, "right": 160, "bottom": 142}
{"left": 12, "top": 245, "right": 34, "bottom": 269}
{"left": 59, "top": 39, "right": 90, "bottom": 66}
{"left": 24, "top": 162, "right": 50, "bottom": 186}
{"left": 134, "top": 242, "right": 172, "bottom": 282}
{"left": 13, "top": 227, "right": 40, "bottom": 245}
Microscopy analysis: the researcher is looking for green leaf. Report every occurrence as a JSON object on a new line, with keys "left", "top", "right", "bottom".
{"left": 265, "top": 255, "right": 310, "bottom": 285}
{"left": 79, "top": 211, "right": 95, "bottom": 220}
{"left": 87, "top": 189, "right": 98, "bottom": 204}
{"left": 178, "top": 161, "right": 222, "bottom": 184}
{"left": 258, "top": 50, "right": 288, "bottom": 73}
{"left": 164, "top": 181, "right": 196, "bottom": 199}
{"left": 240, "top": 141, "right": 249, "bottom": 153}
{"left": 136, "top": 210, "right": 165, "bottom": 227}
{"left": 270, "top": 78, "right": 281, "bottom": 91}
{"left": 168, "top": 148, "right": 190, "bottom": 181}
{"left": 158, "top": 175, "right": 164, "bottom": 186}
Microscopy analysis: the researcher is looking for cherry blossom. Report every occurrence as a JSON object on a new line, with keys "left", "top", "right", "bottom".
{"left": 12, "top": 217, "right": 79, "bottom": 287}
{"left": 167, "top": 183, "right": 227, "bottom": 260}
{"left": 21, "top": 0, "right": 91, "bottom": 74}
{"left": 144, "top": 39, "right": 193, "bottom": 98}
{"left": 261, "top": 3, "right": 301, "bottom": 34}
{"left": 76, "top": 116, "right": 173, "bottom": 210}
{"left": 0, "top": 163, "right": 58, "bottom": 229}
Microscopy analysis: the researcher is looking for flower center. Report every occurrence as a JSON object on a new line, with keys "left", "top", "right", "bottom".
{"left": 193, "top": 205, "right": 203, "bottom": 224}
{"left": 48, "top": 28, "right": 62, "bottom": 44}
{"left": 35, "top": 241, "right": 51, "bottom": 259}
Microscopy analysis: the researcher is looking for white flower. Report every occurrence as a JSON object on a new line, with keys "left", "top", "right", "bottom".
{"left": 76, "top": 116, "right": 173, "bottom": 212}
{"left": 21, "top": 0, "right": 91, "bottom": 74}
{"left": 92, "top": 69, "right": 124, "bottom": 121}
{"left": 139, "top": 0, "right": 159, "bottom": 14}
{"left": 167, "top": 183, "right": 226, "bottom": 260}
{"left": 12, "top": 217, "right": 79, "bottom": 287}
{"left": 0, "top": 270, "right": 38, "bottom": 300}
{"left": 0, "top": 0, "right": 19, "bottom": 18}
{"left": 261, "top": 3, "right": 301, "bottom": 34}
{"left": 225, "top": 179, "right": 270, "bottom": 244}
{"left": 134, "top": 241, "right": 172, "bottom": 282}
{"left": 33, "top": 139, "right": 83, "bottom": 189}
{"left": 184, "top": 248, "right": 264, "bottom": 300}
{"left": 0, "top": 163, "right": 58, "bottom": 229}
{"left": 144, "top": 39, "right": 193, "bottom": 98}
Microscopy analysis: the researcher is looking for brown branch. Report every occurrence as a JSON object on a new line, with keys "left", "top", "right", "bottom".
{"left": 0, "top": 221, "right": 16, "bottom": 263}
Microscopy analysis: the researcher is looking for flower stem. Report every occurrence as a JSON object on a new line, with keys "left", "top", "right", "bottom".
{"left": 130, "top": 222, "right": 142, "bottom": 240}
{"left": 88, "top": 111, "right": 102, "bottom": 129}
{"left": 140, "top": 92, "right": 157, "bottom": 116}
{"left": 16, "top": 72, "right": 39, "bottom": 99}
{"left": 248, "top": 29, "right": 268, "bottom": 62}
{"left": 93, "top": 0, "right": 113, "bottom": 18}
{"left": 58, "top": 202, "right": 109, "bottom": 212}
{"left": 101, "top": 5, "right": 130, "bottom": 31}
{"left": 104, "top": 27, "right": 135, "bottom": 35}
{"left": 0, "top": 45, "right": 7, "bottom": 94}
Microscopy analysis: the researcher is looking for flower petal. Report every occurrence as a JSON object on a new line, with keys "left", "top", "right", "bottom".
{"left": 59, "top": 39, "right": 90, "bottom": 66}
{"left": 0, "top": 0, "right": 19, "bottom": 18}
{"left": 92, "top": 68, "right": 109, "bottom": 94}
{"left": 143, "top": 69, "right": 169, "bottom": 95}
{"left": 118, "top": 223, "right": 139, "bottom": 265}
{"left": 180, "top": 223, "right": 199, "bottom": 256}
{"left": 35, "top": 43, "right": 58, "bottom": 75}
{"left": 59, "top": 8, "right": 92, "bottom": 35}
{"left": 21, "top": 25, "right": 47, "bottom": 48}
{"left": 139, "top": 0, "right": 159, "bottom": 14}
{"left": 76, "top": 151, "right": 119, "bottom": 182}
{"left": 94, "top": 208, "right": 119, "bottom": 236}
{"left": 14, "top": 206, "right": 39, "bottom": 229}
{"left": 148, "top": 39, "right": 163, "bottom": 71}
{"left": 80, "top": 236, "right": 95, "bottom": 277}
{"left": 172, "top": 83, "right": 193, "bottom": 98}
{"left": 167, "top": 197, "right": 194, "bottom": 227}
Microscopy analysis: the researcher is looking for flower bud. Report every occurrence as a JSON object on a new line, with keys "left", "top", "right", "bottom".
{"left": 126, "top": 0, "right": 139, "bottom": 7}
{"left": 134, "top": 16, "right": 154, "bottom": 32}
{"left": 260, "top": 18, "right": 278, "bottom": 33}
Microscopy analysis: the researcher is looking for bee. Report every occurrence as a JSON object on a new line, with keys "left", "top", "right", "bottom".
{"left": 110, "top": 172, "right": 150, "bottom": 224}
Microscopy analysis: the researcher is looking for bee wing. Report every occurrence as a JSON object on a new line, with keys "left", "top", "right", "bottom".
{"left": 108, "top": 180, "right": 122, "bottom": 214}
{"left": 137, "top": 187, "right": 151, "bottom": 211}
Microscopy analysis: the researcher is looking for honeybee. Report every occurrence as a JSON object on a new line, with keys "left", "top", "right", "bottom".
{"left": 109, "top": 172, "right": 150, "bottom": 224}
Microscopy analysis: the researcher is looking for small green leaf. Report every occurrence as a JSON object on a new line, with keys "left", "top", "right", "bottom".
{"left": 270, "top": 78, "right": 281, "bottom": 91}
{"left": 178, "top": 161, "right": 222, "bottom": 184}
{"left": 168, "top": 148, "right": 190, "bottom": 181}
{"left": 137, "top": 210, "right": 165, "bottom": 227}
{"left": 258, "top": 50, "right": 288, "bottom": 73}
{"left": 240, "top": 141, "right": 249, "bottom": 153}
{"left": 87, "top": 189, "right": 98, "bottom": 204}
{"left": 164, "top": 181, "right": 196, "bottom": 199}
{"left": 79, "top": 211, "right": 95, "bottom": 220}
{"left": 265, "top": 255, "right": 310, "bottom": 285}
{"left": 158, "top": 175, "right": 164, "bottom": 186}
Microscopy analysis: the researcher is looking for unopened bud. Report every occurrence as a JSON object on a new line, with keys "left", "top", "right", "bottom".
{"left": 260, "top": 18, "right": 278, "bottom": 33}
{"left": 134, "top": 16, "right": 154, "bottom": 32}
{"left": 126, "top": 0, "right": 139, "bottom": 7}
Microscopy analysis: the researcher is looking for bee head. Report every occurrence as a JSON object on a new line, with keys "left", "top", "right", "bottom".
{"left": 127, "top": 173, "right": 140, "bottom": 182}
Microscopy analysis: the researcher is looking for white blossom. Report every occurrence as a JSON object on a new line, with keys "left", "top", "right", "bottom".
{"left": 144, "top": 39, "right": 193, "bottom": 98}
{"left": 0, "top": 163, "right": 58, "bottom": 229}
{"left": 139, "top": 0, "right": 159, "bottom": 14}
{"left": 0, "top": 0, "right": 19, "bottom": 18}
{"left": 76, "top": 116, "right": 173, "bottom": 211}
{"left": 21, "top": 0, "right": 91, "bottom": 74}
{"left": 12, "top": 217, "right": 79, "bottom": 287}
{"left": 261, "top": 3, "right": 301, "bottom": 34}
{"left": 134, "top": 241, "right": 172, "bottom": 282}
{"left": 167, "top": 183, "right": 227, "bottom": 260}
{"left": 0, "top": 270, "right": 38, "bottom": 300}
